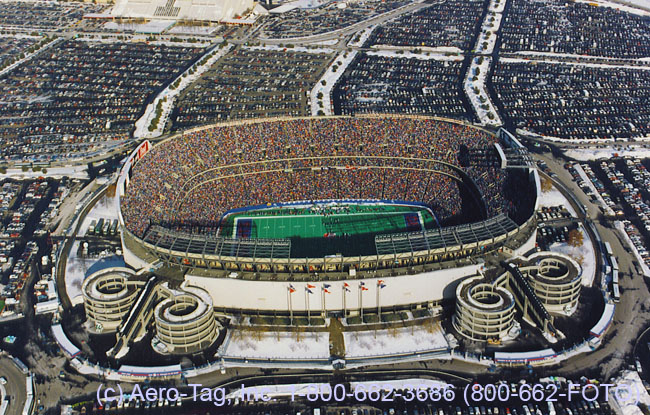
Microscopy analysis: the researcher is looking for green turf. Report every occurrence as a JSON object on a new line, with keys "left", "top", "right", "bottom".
{"left": 0, "top": 299, "right": 4, "bottom": 314}
{"left": 220, "top": 203, "right": 437, "bottom": 239}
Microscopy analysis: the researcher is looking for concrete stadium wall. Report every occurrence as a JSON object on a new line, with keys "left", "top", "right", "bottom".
{"left": 185, "top": 262, "right": 481, "bottom": 313}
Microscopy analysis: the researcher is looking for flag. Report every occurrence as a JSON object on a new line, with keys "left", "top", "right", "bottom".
{"left": 323, "top": 284, "right": 331, "bottom": 288}
{"left": 306, "top": 287, "right": 314, "bottom": 294}
{"left": 324, "top": 288, "right": 331, "bottom": 294}
{"left": 360, "top": 282, "right": 368, "bottom": 292}
{"left": 307, "top": 284, "right": 316, "bottom": 289}
{"left": 288, "top": 284, "right": 296, "bottom": 293}
{"left": 343, "top": 282, "right": 351, "bottom": 292}
{"left": 379, "top": 283, "right": 386, "bottom": 289}
{"left": 377, "top": 280, "right": 384, "bottom": 285}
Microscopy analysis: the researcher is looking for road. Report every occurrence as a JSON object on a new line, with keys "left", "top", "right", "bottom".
{"left": 0, "top": 357, "right": 27, "bottom": 415}
{"left": 255, "top": 2, "right": 430, "bottom": 45}
{"left": 533, "top": 152, "right": 650, "bottom": 379}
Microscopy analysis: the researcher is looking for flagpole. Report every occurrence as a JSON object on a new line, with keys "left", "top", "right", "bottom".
{"left": 322, "top": 286, "right": 326, "bottom": 317}
{"left": 343, "top": 285, "right": 346, "bottom": 318}
{"left": 306, "top": 288, "right": 311, "bottom": 325}
{"left": 377, "top": 283, "right": 381, "bottom": 322}
{"left": 359, "top": 283, "right": 363, "bottom": 322}
{"left": 288, "top": 287, "right": 293, "bottom": 325}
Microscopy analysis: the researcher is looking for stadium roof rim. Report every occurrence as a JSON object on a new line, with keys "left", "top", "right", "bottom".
{"left": 160, "top": 114, "right": 496, "bottom": 147}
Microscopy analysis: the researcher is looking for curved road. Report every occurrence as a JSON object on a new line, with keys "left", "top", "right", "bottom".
{"left": 0, "top": 357, "right": 27, "bottom": 415}
{"left": 534, "top": 153, "right": 650, "bottom": 379}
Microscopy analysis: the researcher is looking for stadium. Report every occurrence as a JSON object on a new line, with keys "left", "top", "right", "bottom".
{"left": 110, "top": 115, "right": 541, "bottom": 326}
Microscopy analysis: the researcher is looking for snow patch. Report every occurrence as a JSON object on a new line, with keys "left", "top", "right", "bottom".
{"left": 464, "top": 56, "right": 503, "bottom": 127}
{"left": 548, "top": 225, "right": 596, "bottom": 287}
{"left": 565, "top": 146, "right": 650, "bottom": 161}
{"left": 343, "top": 324, "right": 448, "bottom": 358}
{"left": 539, "top": 187, "right": 577, "bottom": 217}
{"left": 217, "top": 329, "right": 329, "bottom": 360}
{"left": 347, "top": 25, "right": 375, "bottom": 47}
{"left": 310, "top": 50, "right": 357, "bottom": 116}
{"left": 610, "top": 371, "right": 650, "bottom": 415}
{"left": 365, "top": 49, "right": 463, "bottom": 61}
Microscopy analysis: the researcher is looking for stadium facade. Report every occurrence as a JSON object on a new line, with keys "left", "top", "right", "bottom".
{"left": 111, "top": 0, "right": 254, "bottom": 22}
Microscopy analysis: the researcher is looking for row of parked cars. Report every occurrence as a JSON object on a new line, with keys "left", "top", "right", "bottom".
{"left": 619, "top": 158, "right": 650, "bottom": 234}
{"left": 536, "top": 206, "right": 571, "bottom": 222}
{"left": 568, "top": 162, "right": 618, "bottom": 218}
{"left": 598, "top": 159, "right": 650, "bottom": 269}
{"left": 1, "top": 241, "right": 38, "bottom": 316}
{"left": 0, "top": 181, "right": 49, "bottom": 239}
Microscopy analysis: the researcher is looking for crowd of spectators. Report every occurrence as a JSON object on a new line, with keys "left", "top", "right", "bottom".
{"left": 332, "top": 54, "right": 471, "bottom": 120}
{"left": 363, "top": 0, "right": 486, "bottom": 50}
{"left": 0, "top": 40, "right": 204, "bottom": 163}
{"left": 0, "top": 1, "right": 104, "bottom": 30}
{"left": 260, "top": 0, "right": 407, "bottom": 39}
{"left": 121, "top": 117, "right": 511, "bottom": 238}
{"left": 500, "top": 0, "right": 650, "bottom": 58}
{"left": 171, "top": 47, "right": 331, "bottom": 130}
{"left": 490, "top": 61, "right": 650, "bottom": 140}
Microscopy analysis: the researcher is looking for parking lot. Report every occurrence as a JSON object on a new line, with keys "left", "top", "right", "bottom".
{"left": 500, "top": 0, "right": 650, "bottom": 58}
{"left": 0, "top": 36, "right": 40, "bottom": 71}
{"left": 0, "top": 40, "right": 205, "bottom": 163}
{"left": 490, "top": 61, "right": 650, "bottom": 140}
{"left": 171, "top": 47, "right": 332, "bottom": 129}
{"left": 363, "top": 0, "right": 486, "bottom": 50}
{"left": 333, "top": 53, "right": 471, "bottom": 119}
{"left": 0, "top": 1, "right": 104, "bottom": 31}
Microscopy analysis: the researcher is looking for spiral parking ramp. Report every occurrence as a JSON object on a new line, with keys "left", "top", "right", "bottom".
{"left": 82, "top": 267, "right": 142, "bottom": 333}
{"left": 153, "top": 286, "right": 218, "bottom": 354}
{"left": 453, "top": 275, "right": 516, "bottom": 341}
{"left": 524, "top": 252, "right": 582, "bottom": 314}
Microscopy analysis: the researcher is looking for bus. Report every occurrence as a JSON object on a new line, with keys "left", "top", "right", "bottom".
{"left": 88, "top": 219, "right": 96, "bottom": 235}
{"left": 604, "top": 241, "right": 614, "bottom": 257}
{"left": 95, "top": 218, "right": 105, "bottom": 235}
{"left": 610, "top": 255, "right": 619, "bottom": 272}
{"left": 110, "top": 219, "right": 118, "bottom": 236}
{"left": 612, "top": 269, "right": 619, "bottom": 284}
{"left": 613, "top": 283, "right": 620, "bottom": 303}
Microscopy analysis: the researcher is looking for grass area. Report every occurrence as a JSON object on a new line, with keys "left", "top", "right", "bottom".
{"left": 220, "top": 203, "right": 437, "bottom": 240}
{"left": 0, "top": 299, "right": 4, "bottom": 314}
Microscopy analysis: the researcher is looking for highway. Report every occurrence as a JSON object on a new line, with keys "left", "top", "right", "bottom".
{"left": 255, "top": 1, "right": 430, "bottom": 45}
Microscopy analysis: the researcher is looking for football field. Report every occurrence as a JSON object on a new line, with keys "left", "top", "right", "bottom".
{"left": 220, "top": 204, "right": 437, "bottom": 239}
